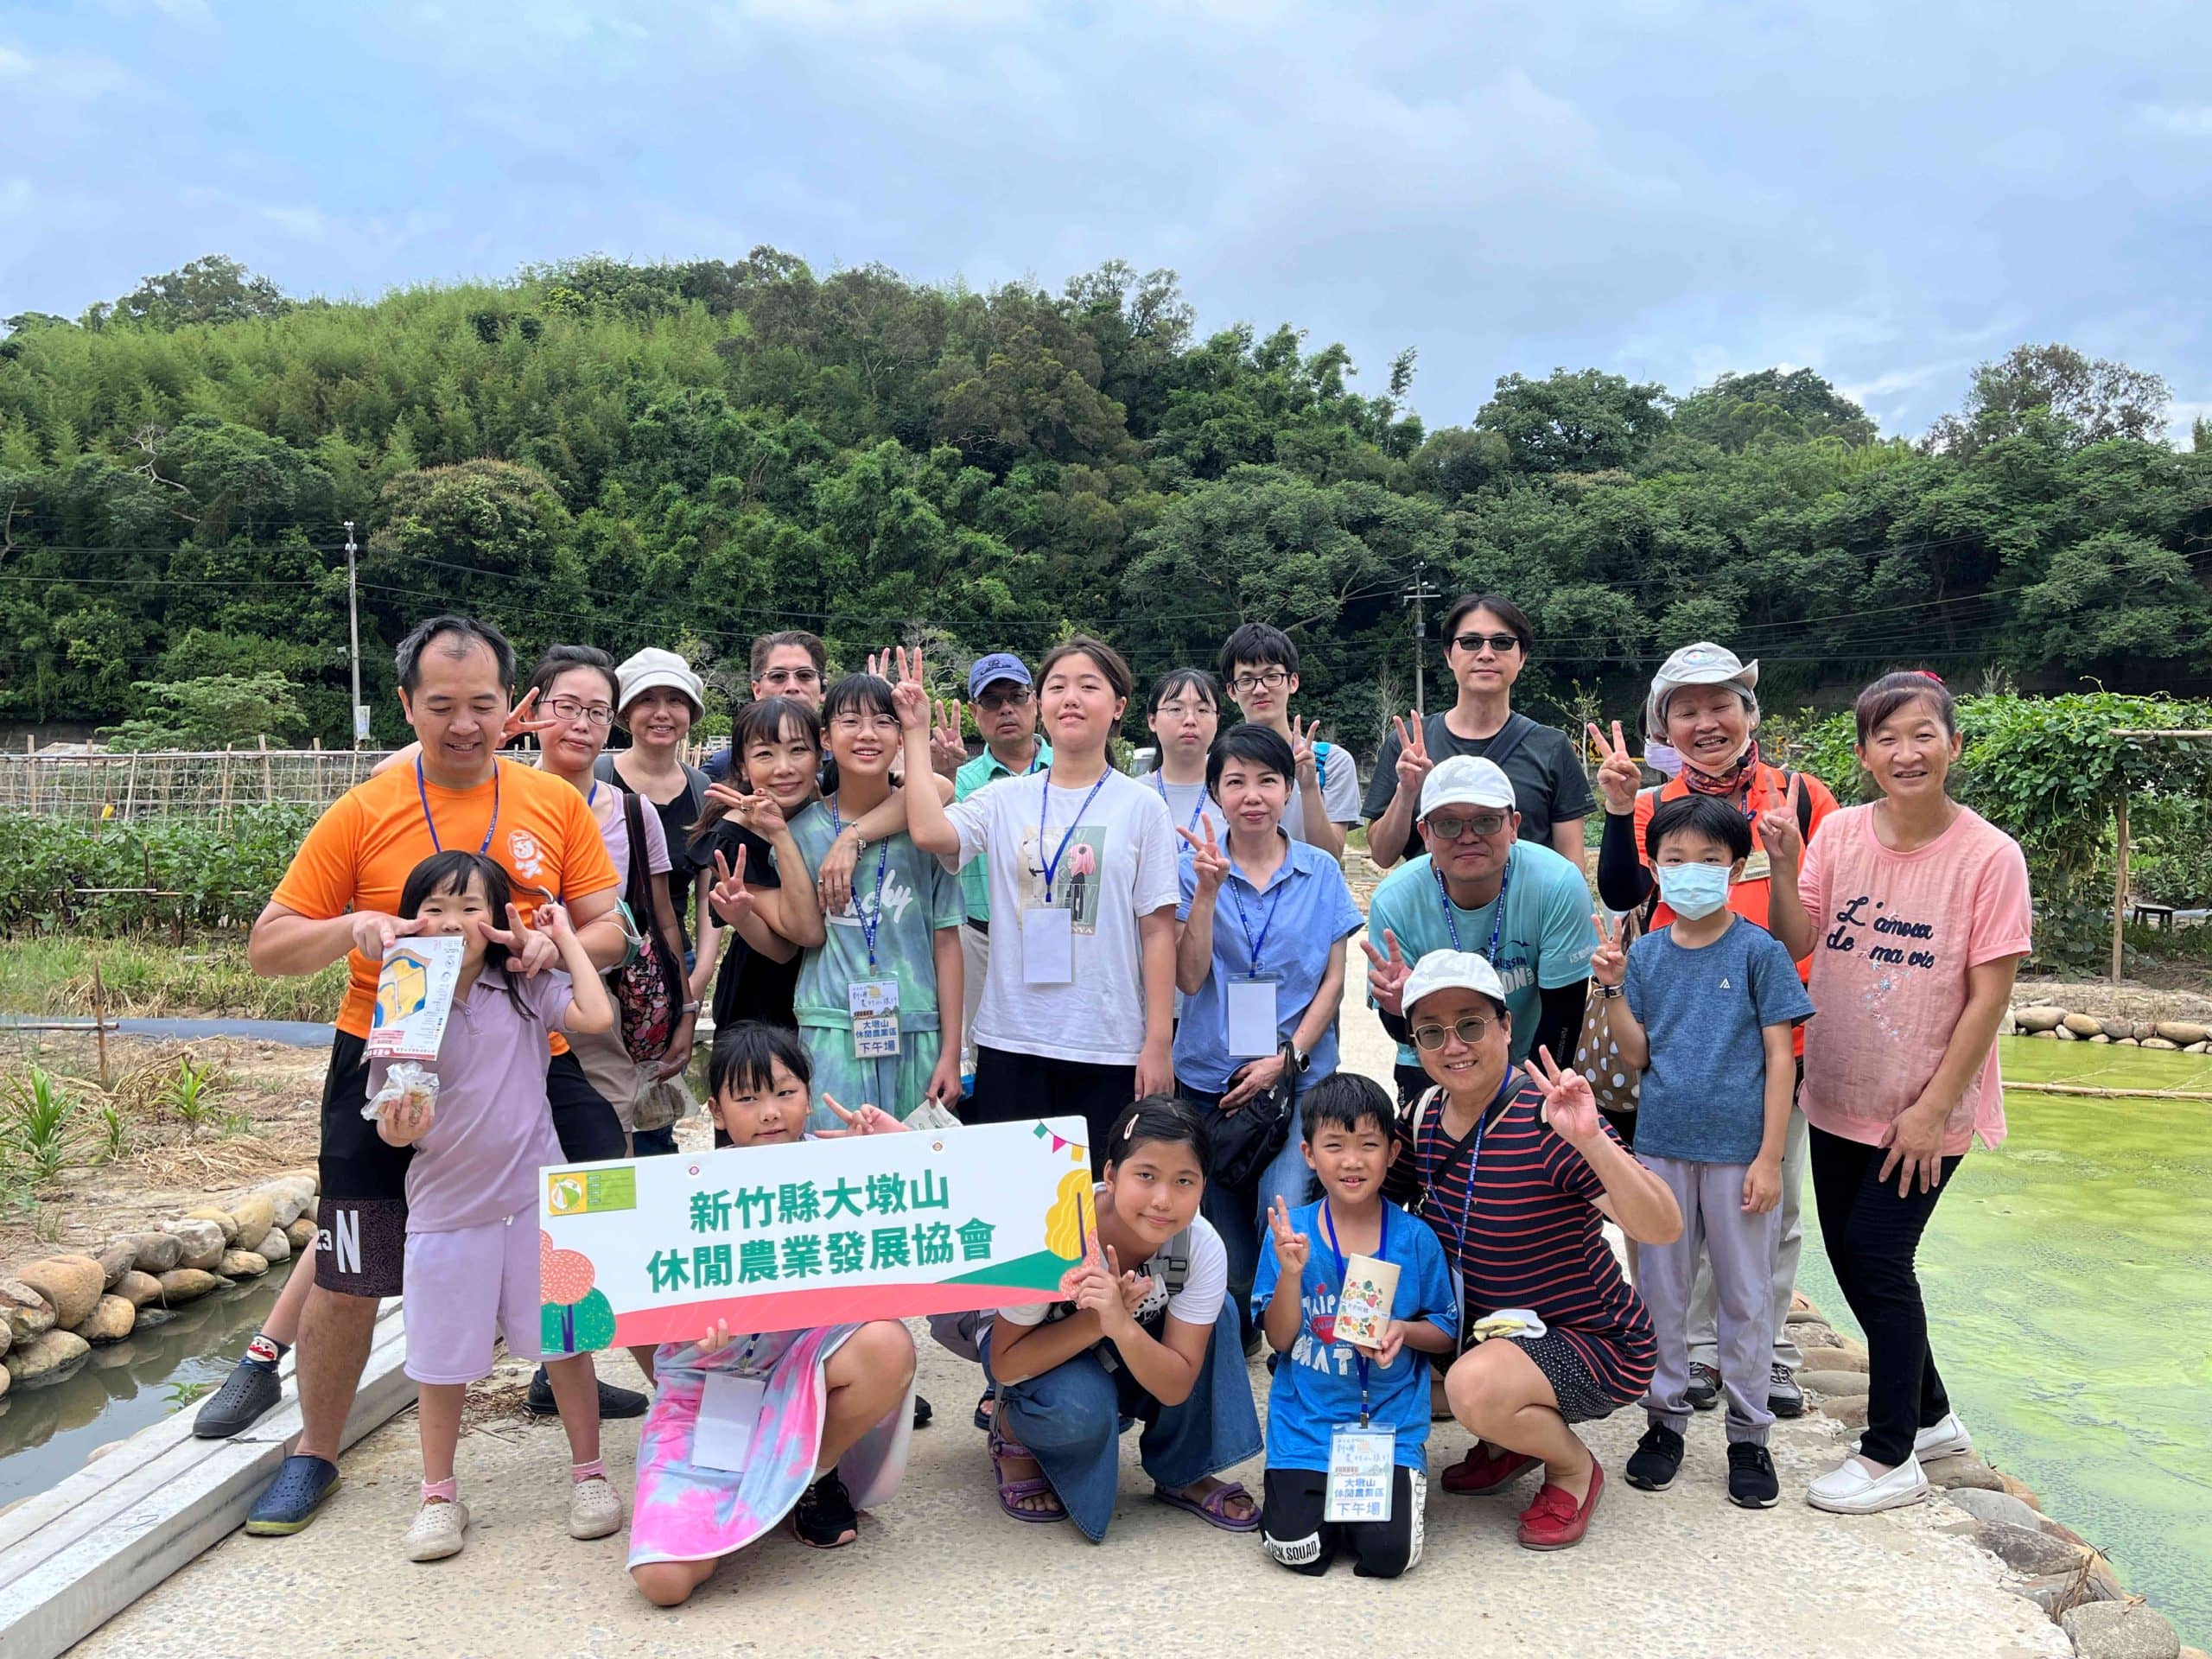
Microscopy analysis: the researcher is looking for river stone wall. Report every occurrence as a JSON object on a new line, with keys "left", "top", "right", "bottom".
{"left": 1, "top": 1170, "right": 317, "bottom": 1401}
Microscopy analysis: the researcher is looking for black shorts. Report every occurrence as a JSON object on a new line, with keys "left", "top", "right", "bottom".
{"left": 314, "top": 1034, "right": 627, "bottom": 1299}
{"left": 969, "top": 1046, "right": 1136, "bottom": 1177}
{"left": 1262, "top": 1465, "right": 1425, "bottom": 1579}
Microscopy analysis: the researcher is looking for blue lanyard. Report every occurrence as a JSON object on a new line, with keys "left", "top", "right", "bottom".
{"left": 1038, "top": 766, "right": 1110, "bottom": 904}
{"left": 1319, "top": 1200, "right": 1389, "bottom": 1421}
{"left": 1418, "top": 1071, "right": 1516, "bottom": 1345}
{"left": 1153, "top": 771, "right": 1208, "bottom": 836}
{"left": 1228, "top": 855, "right": 1289, "bottom": 975}
{"left": 1433, "top": 848, "right": 1511, "bottom": 969}
{"left": 416, "top": 758, "right": 499, "bottom": 857}
{"left": 828, "top": 795, "right": 891, "bottom": 971}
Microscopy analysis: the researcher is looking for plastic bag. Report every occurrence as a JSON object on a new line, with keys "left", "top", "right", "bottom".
{"left": 362, "top": 1059, "right": 440, "bottom": 1122}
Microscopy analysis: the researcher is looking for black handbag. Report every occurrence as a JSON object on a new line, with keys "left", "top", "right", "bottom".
{"left": 1205, "top": 1042, "right": 1300, "bottom": 1191}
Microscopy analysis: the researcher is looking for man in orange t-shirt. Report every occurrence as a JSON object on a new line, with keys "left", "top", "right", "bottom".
{"left": 229, "top": 614, "right": 630, "bottom": 1536}
{"left": 1590, "top": 643, "right": 1839, "bottom": 1421}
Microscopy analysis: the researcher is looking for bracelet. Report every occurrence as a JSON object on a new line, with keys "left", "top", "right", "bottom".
{"left": 1599, "top": 983, "right": 1624, "bottom": 1000}
{"left": 680, "top": 1001, "right": 701, "bottom": 1014}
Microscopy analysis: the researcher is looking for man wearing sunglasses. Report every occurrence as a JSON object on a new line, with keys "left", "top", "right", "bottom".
{"left": 1362, "top": 755, "right": 1598, "bottom": 1103}
{"left": 1364, "top": 594, "right": 1592, "bottom": 875}
{"left": 702, "top": 630, "right": 830, "bottom": 781}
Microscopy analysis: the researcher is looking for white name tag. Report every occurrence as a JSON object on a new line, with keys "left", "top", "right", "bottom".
{"left": 1325, "top": 1424, "right": 1395, "bottom": 1522}
{"left": 849, "top": 979, "right": 901, "bottom": 1058}
{"left": 1022, "top": 906, "right": 1074, "bottom": 984}
{"left": 692, "top": 1372, "right": 769, "bottom": 1473}
{"left": 1225, "top": 976, "right": 1281, "bottom": 1058}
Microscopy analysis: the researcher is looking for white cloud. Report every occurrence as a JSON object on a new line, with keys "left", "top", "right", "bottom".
{"left": 2139, "top": 103, "right": 2212, "bottom": 136}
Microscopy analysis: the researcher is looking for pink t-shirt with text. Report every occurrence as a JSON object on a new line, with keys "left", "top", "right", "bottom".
{"left": 1796, "top": 804, "right": 2031, "bottom": 1155}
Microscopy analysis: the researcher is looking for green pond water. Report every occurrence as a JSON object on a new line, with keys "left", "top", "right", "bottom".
{"left": 1796, "top": 1038, "right": 2212, "bottom": 1648}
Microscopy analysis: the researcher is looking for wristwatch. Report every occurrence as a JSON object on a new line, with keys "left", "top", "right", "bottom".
{"left": 1599, "top": 984, "right": 1624, "bottom": 1000}
{"left": 1291, "top": 1046, "right": 1313, "bottom": 1074}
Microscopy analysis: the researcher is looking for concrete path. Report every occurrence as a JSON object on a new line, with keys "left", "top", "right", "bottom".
{"left": 69, "top": 929, "right": 2067, "bottom": 1658}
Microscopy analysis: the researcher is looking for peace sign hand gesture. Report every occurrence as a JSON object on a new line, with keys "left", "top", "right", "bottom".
{"left": 1361, "top": 927, "right": 1413, "bottom": 1017}
{"left": 930, "top": 699, "right": 966, "bottom": 779}
{"left": 1756, "top": 772, "right": 1806, "bottom": 869}
{"left": 1289, "top": 715, "right": 1320, "bottom": 782}
{"left": 1530, "top": 1044, "right": 1602, "bottom": 1147}
{"left": 1392, "top": 712, "right": 1433, "bottom": 800}
{"left": 1178, "top": 817, "right": 1229, "bottom": 896}
{"left": 1589, "top": 911, "right": 1627, "bottom": 988}
{"left": 479, "top": 901, "right": 557, "bottom": 975}
{"left": 709, "top": 846, "right": 757, "bottom": 926}
{"left": 501, "top": 687, "right": 564, "bottom": 749}
{"left": 1586, "top": 720, "right": 1643, "bottom": 817}
{"left": 1267, "top": 1195, "right": 1311, "bottom": 1274}
{"left": 888, "top": 646, "right": 931, "bottom": 733}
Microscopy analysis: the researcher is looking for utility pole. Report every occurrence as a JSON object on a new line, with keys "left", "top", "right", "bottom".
{"left": 1402, "top": 563, "right": 1441, "bottom": 716}
{"left": 344, "top": 521, "right": 366, "bottom": 747}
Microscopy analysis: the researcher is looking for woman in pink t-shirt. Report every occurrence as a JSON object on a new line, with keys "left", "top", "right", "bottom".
{"left": 1761, "top": 671, "right": 2030, "bottom": 1517}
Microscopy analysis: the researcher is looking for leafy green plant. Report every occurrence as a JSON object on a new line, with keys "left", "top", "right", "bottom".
{"left": 6, "top": 1065, "right": 81, "bottom": 1182}
{"left": 160, "top": 1054, "right": 224, "bottom": 1140}
{"left": 95, "top": 1096, "right": 130, "bottom": 1160}
{"left": 0, "top": 805, "right": 320, "bottom": 935}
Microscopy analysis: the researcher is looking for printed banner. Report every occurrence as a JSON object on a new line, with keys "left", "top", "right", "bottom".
{"left": 537, "top": 1117, "right": 1096, "bottom": 1353}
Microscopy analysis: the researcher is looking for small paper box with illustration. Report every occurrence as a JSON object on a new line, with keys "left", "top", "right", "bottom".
{"left": 1331, "top": 1255, "right": 1402, "bottom": 1349}
{"left": 366, "top": 936, "right": 465, "bottom": 1061}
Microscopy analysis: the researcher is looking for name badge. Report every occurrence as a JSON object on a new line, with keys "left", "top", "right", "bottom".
{"left": 1324, "top": 1424, "right": 1395, "bottom": 1522}
{"left": 1022, "top": 906, "right": 1074, "bottom": 984}
{"left": 1225, "top": 976, "right": 1281, "bottom": 1058}
{"left": 1740, "top": 849, "right": 1772, "bottom": 882}
{"left": 692, "top": 1372, "right": 770, "bottom": 1472}
{"left": 849, "top": 978, "right": 901, "bottom": 1058}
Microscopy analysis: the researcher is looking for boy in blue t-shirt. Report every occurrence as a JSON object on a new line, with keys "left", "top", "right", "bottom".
{"left": 1591, "top": 793, "right": 1815, "bottom": 1510}
{"left": 1254, "top": 1074, "right": 1459, "bottom": 1577}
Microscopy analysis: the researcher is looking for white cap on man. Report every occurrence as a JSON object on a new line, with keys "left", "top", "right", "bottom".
{"left": 613, "top": 647, "right": 705, "bottom": 721}
{"left": 1402, "top": 949, "right": 1509, "bottom": 1014}
{"left": 1419, "top": 754, "right": 1516, "bottom": 818}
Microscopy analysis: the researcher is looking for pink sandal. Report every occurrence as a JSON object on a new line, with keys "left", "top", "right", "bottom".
{"left": 1152, "top": 1479, "right": 1260, "bottom": 1532}
{"left": 987, "top": 1415, "right": 1065, "bottom": 1523}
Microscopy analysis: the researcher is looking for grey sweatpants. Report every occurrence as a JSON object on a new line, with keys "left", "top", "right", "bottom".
{"left": 1688, "top": 1101, "right": 1808, "bottom": 1375}
{"left": 1641, "top": 1154, "right": 1783, "bottom": 1445}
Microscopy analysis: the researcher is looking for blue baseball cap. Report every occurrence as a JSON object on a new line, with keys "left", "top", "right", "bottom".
{"left": 968, "top": 653, "right": 1033, "bottom": 698}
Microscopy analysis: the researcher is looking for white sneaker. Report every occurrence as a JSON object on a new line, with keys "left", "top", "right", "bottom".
{"left": 1913, "top": 1413, "right": 1973, "bottom": 1462}
{"left": 404, "top": 1498, "right": 469, "bottom": 1561}
{"left": 569, "top": 1473, "right": 623, "bottom": 1541}
{"left": 1807, "top": 1453, "right": 1929, "bottom": 1515}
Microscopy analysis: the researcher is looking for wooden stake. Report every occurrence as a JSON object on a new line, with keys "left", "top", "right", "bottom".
{"left": 92, "top": 960, "right": 111, "bottom": 1090}
{"left": 2006, "top": 1079, "right": 2212, "bottom": 1103}
{"left": 259, "top": 733, "right": 273, "bottom": 803}
{"left": 2111, "top": 793, "right": 2129, "bottom": 985}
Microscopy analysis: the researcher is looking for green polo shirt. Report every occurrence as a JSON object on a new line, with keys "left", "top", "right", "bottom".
{"left": 954, "top": 738, "right": 1051, "bottom": 923}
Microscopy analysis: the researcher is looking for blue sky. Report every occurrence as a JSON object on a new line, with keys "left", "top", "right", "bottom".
{"left": 3, "top": 0, "right": 2208, "bottom": 442}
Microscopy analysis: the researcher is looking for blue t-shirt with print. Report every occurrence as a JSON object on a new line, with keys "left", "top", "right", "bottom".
{"left": 1365, "top": 842, "right": 1598, "bottom": 1067}
{"left": 1251, "top": 1198, "right": 1459, "bottom": 1471}
{"left": 1622, "top": 913, "right": 1816, "bottom": 1164}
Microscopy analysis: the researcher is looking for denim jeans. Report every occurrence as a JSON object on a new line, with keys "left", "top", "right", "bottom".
{"left": 991, "top": 1299, "right": 1263, "bottom": 1542}
{"left": 630, "top": 1124, "right": 681, "bottom": 1158}
{"left": 1183, "top": 1082, "right": 1315, "bottom": 1348}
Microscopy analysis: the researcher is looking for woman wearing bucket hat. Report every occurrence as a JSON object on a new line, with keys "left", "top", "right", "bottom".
{"left": 598, "top": 648, "right": 711, "bottom": 962}
{"left": 1381, "top": 950, "right": 1679, "bottom": 1548}
{"left": 1590, "top": 642, "right": 1838, "bottom": 1421}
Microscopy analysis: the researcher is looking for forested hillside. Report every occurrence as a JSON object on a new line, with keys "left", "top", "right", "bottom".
{"left": 2, "top": 251, "right": 2207, "bottom": 748}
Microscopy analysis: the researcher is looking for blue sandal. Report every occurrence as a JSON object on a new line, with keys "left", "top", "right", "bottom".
{"left": 245, "top": 1454, "right": 342, "bottom": 1535}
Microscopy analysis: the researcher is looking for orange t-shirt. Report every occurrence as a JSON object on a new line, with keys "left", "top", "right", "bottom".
{"left": 1632, "top": 762, "right": 1840, "bottom": 1056}
{"left": 270, "top": 759, "right": 620, "bottom": 1043}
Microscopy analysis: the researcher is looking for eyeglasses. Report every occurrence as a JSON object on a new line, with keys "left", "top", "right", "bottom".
{"left": 1425, "top": 810, "right": 1509, "bottom": 842}
{"left": 544, "top": 697, "right": 613, "bottom": 728}
{"left": 1230, "top": 668, "right": 1290, "bottom": 695}
{"left": 760, "top": 668, "right": 822, "bottom": 690}
{"left": 1452, "top": 632, "right": 1522, "bottom": 657}
{"left": 830, "top": 711, "right": 899, "bottom": 732}
{"left": 1412, "top": 1015, "right": 1493, "bottom": 1051}
{"left": 976, "top": 689, "right": 1033, "bottom": 712}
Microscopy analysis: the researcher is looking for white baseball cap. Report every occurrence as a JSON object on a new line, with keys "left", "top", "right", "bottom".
{"left": 1644, "top": 642, "right": 1758, "bottom": 737}
{"left": 1420, "top": 754, "right": 1516, "bottom": 817}
{"left": 614, "top": 647, "right": 705, "bottom": 721}
{"left": 1402, "top": 949, "right": 1508, "bottom": 1014}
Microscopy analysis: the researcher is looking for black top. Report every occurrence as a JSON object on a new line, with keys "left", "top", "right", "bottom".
{"left": 1363, "top": 712, "right": 1595, "bottom": 849}
{"left": 594, "top": 754, "right": 708, "bottom": 951}
{"left": 695, "top": 817, "right": 800, "bottom": 1033}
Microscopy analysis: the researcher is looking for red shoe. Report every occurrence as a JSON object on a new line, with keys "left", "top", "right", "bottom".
{"left": 1441, "top": 1442, "right": 1538, "bottom": 1495}
{"left": 1516, "top": 1464, "right": 1604, "bottom": 1550}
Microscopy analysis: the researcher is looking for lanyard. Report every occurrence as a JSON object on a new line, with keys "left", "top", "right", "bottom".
{"left": 1228, "top": 857, "right": 1289, "bottom": 975}
{"left": 1433, "top": 848, "right": 1512, "bottom": 969}
{"left": 416, "top": 758, "right": 499, "bottom": 857}
{"left": 1417, "top": 1071, "right": 1516, "bottom": 1344}
{"left": 1319, "top": 1200, "right": 1389, "bottom": 1424}
{"left": 1038, "top": 766, "right": 1110, "bottom": 904}
{"left": 1152, "top": 771, "right": 1209, "bottom": 836}
{"left": 828, "top": 795, "right": 891, "bottom": 971}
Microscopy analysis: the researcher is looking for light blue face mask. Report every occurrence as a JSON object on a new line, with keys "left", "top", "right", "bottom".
{"left": 1656, "top": 861, "right": 1732, "bottom": 919}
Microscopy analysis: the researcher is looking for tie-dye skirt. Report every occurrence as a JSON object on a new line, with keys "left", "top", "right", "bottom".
{"left": 627, "top": 1324, "right": 912, "bottom": 1567}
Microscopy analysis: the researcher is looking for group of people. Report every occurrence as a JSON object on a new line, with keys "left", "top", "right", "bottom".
{"left": 181, "top": 593, "right": 2030, "bottom": 1603}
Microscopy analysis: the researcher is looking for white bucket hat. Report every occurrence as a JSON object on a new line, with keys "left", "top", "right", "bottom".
{"left": 1644, "top": 642, "right": 1758, "bottom": 738}
{"left": 614, "top": 647, "right": 705, "bottom": 721}
{"left": 1402, "top": 948, "right": 1509, "bottom": 1014}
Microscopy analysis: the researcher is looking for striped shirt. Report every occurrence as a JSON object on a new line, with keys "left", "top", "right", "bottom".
{"left": 1383, "top": 1078, "right": 1655, "bottom": 1406}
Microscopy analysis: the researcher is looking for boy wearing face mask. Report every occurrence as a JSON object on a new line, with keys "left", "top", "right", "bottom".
{"left": 1588, "top": 794, "right": 1814, "bottom": 1510}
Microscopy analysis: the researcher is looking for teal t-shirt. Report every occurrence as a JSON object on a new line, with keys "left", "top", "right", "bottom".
{"left": 783, "top": 801, "right": 963, "bottom": 1032}
{"left": 1365, "top": 841, "right": 1597, "bottom": 1066}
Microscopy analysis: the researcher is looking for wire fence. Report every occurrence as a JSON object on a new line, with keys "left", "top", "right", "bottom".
{"left": 0, "top": 745, "right": 402, "bottom": 821}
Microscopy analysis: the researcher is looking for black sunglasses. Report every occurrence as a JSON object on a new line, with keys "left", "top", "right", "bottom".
{"left": 1453, "top": 632, "right": 1522, "bottom": 656}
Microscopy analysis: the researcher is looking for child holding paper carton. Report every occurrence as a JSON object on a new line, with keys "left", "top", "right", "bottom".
{"left": 628, "top": 1023, "right": 918, "bottom": 1608}
{"left": 366, "top": 851, "right": 619, "bottom": 1564}
{"left": 1255, "top": 1073, "right": 1459, "bottom": 1578}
